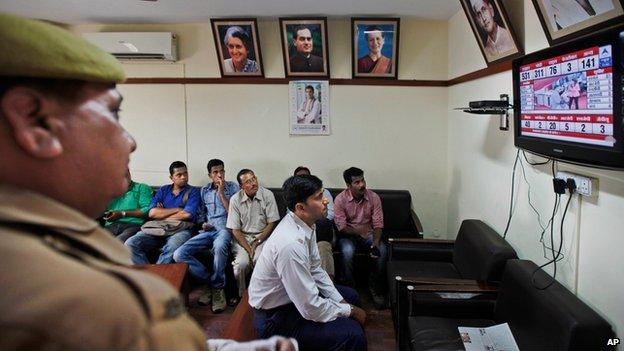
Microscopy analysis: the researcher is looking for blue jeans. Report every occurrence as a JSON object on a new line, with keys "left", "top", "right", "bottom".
{"left": 105, "top": 222, "right": 142, "bottom": 243}
{"left": 173, "top": 228, "right": 231, "bottom": 289}
{"left": 253, "top": 285, "right": 366, "bottom": 351}
{"left": 338, "top": 235, "right": 388, "bottom": 292}
{"left": 125, "top": 230, "right": 192, "bottom": 265}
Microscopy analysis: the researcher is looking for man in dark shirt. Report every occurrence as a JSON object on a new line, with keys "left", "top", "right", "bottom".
{"left": 289, "top": 26, "right": 324, "bottom": 73}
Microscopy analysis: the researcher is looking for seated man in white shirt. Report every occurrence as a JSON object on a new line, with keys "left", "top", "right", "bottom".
{"left": 248, "top": 175, "right": 367, "bottom": 351}
{"left": 293, "top": 166, "right": 335, "bottom": 279}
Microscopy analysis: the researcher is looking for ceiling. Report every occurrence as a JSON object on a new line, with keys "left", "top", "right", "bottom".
{"left": 0, "top": 0, "right": 461, "bottom": 24}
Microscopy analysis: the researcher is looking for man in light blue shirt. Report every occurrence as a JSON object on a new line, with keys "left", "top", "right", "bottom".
{"left": 174, "top": 159, "right": 239, "bottom": 313}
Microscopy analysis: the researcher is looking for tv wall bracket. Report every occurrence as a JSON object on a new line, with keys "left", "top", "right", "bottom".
{"left": 455, "top": 94, "right": 513, "bottom": 131}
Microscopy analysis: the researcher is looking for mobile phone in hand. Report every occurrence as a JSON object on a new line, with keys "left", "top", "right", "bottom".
{"left": 370, "top": 246, "right": 380, "bottom": 258}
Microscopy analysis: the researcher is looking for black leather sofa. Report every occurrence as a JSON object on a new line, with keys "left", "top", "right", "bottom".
{"left": 387, "top": 219, "right": 517, "bottom": 304}
{"left": 143, "top": 185, "right": 423, "bottom": 239}
{"left": 404, "top": 259, "right": 615, "bottom": 351}
{"left": 268, "top": 187, "right": 423, "bottom": 239}
{"left": 388, "top": 219, "right": 518, "bottom": 347}
{"left": 139, "top": 186, "right": 422, "bottom": 294}
{"left": 269, "top": 187, "right": 423, "bottom": 288}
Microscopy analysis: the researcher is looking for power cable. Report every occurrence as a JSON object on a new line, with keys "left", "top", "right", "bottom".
{"left": 518, "top": 155, "right": 563, "bottom": 260}
{"left": 533, "top": 190, "right": 574, "bottom": 290}
{"left": 522, "top": 150, "right": 551, "bottom": 166}
{"left": 502, "top": 149, "right": 520, "bottom": 239}
{"left": 518, "top": 156, "right": 546, "bottom": 232}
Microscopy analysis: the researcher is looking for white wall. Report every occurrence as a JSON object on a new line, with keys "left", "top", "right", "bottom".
{"left": 74, "top": 7, "right": 624, "bottom": 340}
{"left": 447, "top": 0, "right": 624, "bottom": 341}
{"left": 73, "top": 18, "right": 450, "bottom": 238}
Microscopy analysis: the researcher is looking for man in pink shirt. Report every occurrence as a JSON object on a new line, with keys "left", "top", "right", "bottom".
{"left": 566, "top": 78, "right": 581, "bottom": 110}
{"left": 334, "top": 167, "right": 388, "bottom": 309}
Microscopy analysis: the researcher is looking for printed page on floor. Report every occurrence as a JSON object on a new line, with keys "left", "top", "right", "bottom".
{"left": 458, "top": 322, "right": 519, "bottom": 351}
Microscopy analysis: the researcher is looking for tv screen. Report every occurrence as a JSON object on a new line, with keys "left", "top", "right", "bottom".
{"left": 513, "top": 25, "right": 623, "bottom": 169}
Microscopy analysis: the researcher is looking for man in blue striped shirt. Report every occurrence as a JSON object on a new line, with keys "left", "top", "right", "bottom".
{"left": 174, "top": 159, "right": 239, "bottom": 313}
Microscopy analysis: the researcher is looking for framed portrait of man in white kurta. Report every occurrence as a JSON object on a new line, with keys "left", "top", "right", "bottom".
{"left": 460, "top": 0, "right": 523, "bottom": 65}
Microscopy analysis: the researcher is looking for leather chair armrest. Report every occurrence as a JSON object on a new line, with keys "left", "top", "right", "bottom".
{"left": 406, "top": 283, "right": 499, "bottom": 293}
{"left": 389, "top": 238, "right": 455, "bottom": 245}
{"left": 410, "top": 209, "right": 424, "bottom": 236}
{"left": 395, "top": 276, "right": 497, "bottom": 287}
{"left": 393, "top": 277, "right": 497, "bottom": 320}
{"left": 388, "top": 237, "right": 454, "bottom": 261}
{"left": 405, "top": 283, "right": 498, "bottom": 318}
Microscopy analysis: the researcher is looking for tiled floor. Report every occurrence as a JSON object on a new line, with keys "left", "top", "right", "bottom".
{"left": 188, "top": 287, "right": 396, "bottom": 350}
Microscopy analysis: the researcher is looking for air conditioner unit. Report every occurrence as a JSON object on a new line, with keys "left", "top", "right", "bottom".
{"left": 82, "top": 32, "right": 177, "bottom": 61}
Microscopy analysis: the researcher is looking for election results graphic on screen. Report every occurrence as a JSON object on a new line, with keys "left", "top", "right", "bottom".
{"left": 518, "top": 44, "right": 614, "bottom": 147}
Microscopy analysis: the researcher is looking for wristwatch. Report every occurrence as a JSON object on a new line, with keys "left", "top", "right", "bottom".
{"left": 121, "top": 211, "right": 126, "bottom": 218}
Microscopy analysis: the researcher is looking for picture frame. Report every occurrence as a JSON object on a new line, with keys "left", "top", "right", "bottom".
{"left": 289, "top": 80, "right": 330, "bottom": 136}
{"left": 279, "top": 17, "right": 330, "bottom": 78}
{"left": 351, "top": 17, "right": 400, "bottom": 79}
{"left": 531, "top": 0, "right": 624, "bottom": 45}
{"left": 210, "top": 18, "right": 264, "bottom": 77}
{"left": 459, "top": 0, "right": 523, "bottom": 65}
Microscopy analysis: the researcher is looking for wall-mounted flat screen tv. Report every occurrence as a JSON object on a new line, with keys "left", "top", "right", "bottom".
{"left": 513, "top": 25, "right": 623, "bottom": 169}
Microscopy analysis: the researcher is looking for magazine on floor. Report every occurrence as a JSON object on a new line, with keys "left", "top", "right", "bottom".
{"left": 458, "top": 323, "right": 519, "bottom": 351}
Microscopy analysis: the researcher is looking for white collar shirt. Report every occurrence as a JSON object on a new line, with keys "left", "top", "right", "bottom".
{"left": 248, "top": 212, "right": 351, "bottom": 322}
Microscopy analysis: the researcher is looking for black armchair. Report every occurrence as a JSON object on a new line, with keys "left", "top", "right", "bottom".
{"left": 387, "top": 219, "right": 517, "bottom": 306}
{"left": 388, "top": 219, "right": 516, "bottom": 277}
{"left": 387, "top": 219, "right": 517, "bottom": 345}
{"left": 402, "top": 259, "right": 615, "bottom": 351}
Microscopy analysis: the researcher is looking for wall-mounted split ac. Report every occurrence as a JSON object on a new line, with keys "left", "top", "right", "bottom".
{"left": 82, "top": 32, "right": 177, "bottom": 61}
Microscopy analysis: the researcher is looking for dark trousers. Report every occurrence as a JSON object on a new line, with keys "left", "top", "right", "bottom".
{"left": 315, "top": 217, "right": 334, "bottom": 243}
{"left": 105, "top": 222, "right": 142, "bottom": 243}
{"left": 568, "top": 96, "right": 579, "bottom": 109}
{"left": 253, "top": 285, "right": 366, "bottom": 351}
{"left": 338, "top": 235, "right": 388, "bottom": 293}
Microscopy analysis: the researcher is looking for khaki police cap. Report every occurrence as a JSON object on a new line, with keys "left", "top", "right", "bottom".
{"left": 0, "top": 13, "right": 125, "bottom": 83}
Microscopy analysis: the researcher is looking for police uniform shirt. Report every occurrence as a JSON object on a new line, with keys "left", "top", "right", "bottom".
{"left": 0, "top": 185, "right": 207, "bottom": 351}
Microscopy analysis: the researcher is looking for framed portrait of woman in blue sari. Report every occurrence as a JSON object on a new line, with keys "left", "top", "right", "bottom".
{"left": 211, "top": 18, "right": 264, "bottom": 77}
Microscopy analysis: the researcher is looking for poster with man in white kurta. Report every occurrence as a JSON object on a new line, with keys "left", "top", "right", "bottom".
{"left": 289, "top": 80, "right": 330, "bottom": 135}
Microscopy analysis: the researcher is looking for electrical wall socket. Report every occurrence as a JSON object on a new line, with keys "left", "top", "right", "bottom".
{"left": 556, "top": 171, "right": 598, "bottom": 197}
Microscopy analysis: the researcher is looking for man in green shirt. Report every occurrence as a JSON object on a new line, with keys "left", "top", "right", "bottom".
{"left": 104, "top": 171, "right": 153, "bottom": 242}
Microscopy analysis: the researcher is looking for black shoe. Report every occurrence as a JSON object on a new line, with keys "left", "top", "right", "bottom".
{"left": 227, "top": 296, "right": 240, "bottom": 307}
{"left": 370, "top": 290, "right": 386, "bottom": 310}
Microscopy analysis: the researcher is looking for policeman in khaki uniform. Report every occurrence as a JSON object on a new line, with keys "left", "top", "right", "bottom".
{"left": 0, "top": 13, "right": 295, "bottom": 351}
